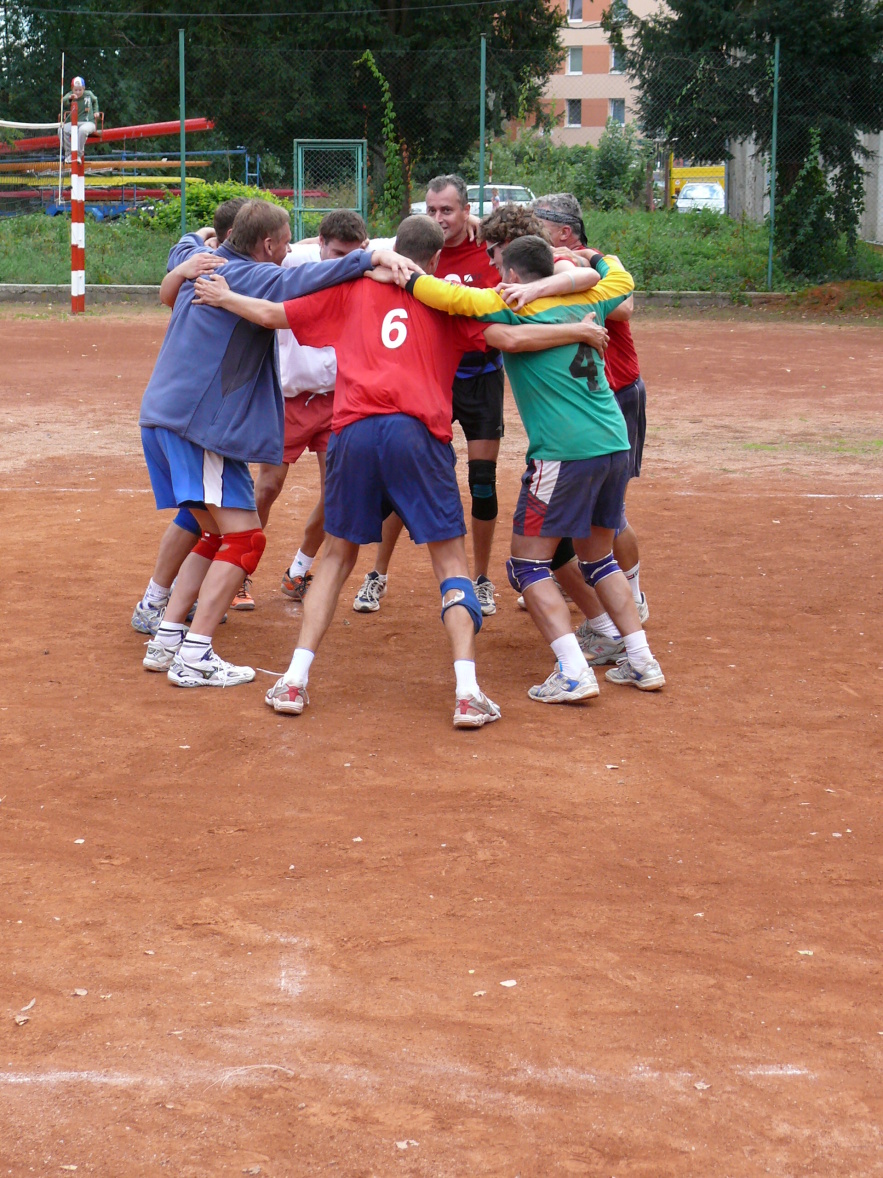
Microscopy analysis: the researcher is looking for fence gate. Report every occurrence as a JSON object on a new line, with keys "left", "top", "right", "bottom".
{"left": 292, "top": 139, "right": 368, "bottom": 240}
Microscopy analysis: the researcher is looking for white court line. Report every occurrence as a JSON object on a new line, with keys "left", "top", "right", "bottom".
{"left": 0, "top": 487, "right": 151, "bottom": 494}
{"left": 673, "top": 491, "right": 883, "bottom": 499}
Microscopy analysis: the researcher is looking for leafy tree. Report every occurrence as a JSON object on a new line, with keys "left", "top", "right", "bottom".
{"left": 590, "top": 119, "right": 653, "bottom": 210}
{"left": 604, "top": 0, "right": 883, "bottom": 269}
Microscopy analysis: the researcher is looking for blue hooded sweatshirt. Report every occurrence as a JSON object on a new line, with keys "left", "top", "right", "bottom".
{"left": 139, "top": 234, "right": 375, "bottom": 465}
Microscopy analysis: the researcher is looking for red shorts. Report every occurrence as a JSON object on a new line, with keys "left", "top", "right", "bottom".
{"left": 283, "top": 393, "right": 333, "bottom": 464}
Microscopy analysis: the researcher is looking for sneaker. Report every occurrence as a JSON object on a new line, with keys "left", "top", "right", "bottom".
{"left": 605, "top": 656, "right": 665, "bottom": 691}
{"left": 168, "top": 650, "right": 255, "bottom": 688}
{"left": 264, "top": 677, "right": 309, "bottom": 715}
{"left": 132, "top": 599, "right": 167, "bottom": 636}
{"left": 453, "top": 691, "right": 501, "bottom": 729}
{"left": 636, "top": 592, "right": 650, "bottom": 625}
{"left": 143, "top": 635, "right": 181, "bottom": 672}
{"left": 575, "top": 620, "right": 625, "bottom": 665}
{"left": 516, "top": 595, "right": 527, "bottom": 611}
{"left": 230, "top": 577, "right": 255, "bottom": 611}
{"left": 474, "top": 576, "right": 497, "bottom": 616}
{"left": 281, "top": 569, "right": 313, "bottom": 601}
{"left": 528, "top": 665, "right": 599, "bottom": 704}
{"left": 353, "top": 571, "right": 387, "bottom": 613}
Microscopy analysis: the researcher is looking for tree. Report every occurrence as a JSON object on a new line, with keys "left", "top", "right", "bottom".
{"left": 604, "top": 0, "right": 883, "bottom": 271}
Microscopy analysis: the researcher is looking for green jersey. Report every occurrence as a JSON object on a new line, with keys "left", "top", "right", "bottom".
{"left": 409, "top": 256, "right": 633, "bottom": 463}
{"left": 62, "top": 89, "right": 99, "bottom": 124}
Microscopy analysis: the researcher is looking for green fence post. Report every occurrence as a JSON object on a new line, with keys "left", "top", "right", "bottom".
{"left": 766, "top": 35, "right": 780, "bottom": 291}
{"left": 479, "top": 33, "right": 487, "bottom": 214}
{"left": 179, "top": 28, "right": 186, "bottom": 236}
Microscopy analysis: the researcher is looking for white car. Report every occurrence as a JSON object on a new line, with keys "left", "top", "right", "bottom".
{"left": 410, "top": 183, "right": 536, "bottom": 217}
{"left": 676, "top": 182, "right": 725, "bottom": 214}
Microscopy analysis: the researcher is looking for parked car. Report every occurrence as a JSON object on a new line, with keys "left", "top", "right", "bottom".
{"left": 410, "top": 183, "right": 536, "bottom": 217}
{"left": 675, "top": 182, "right": 725, "bottom": 214}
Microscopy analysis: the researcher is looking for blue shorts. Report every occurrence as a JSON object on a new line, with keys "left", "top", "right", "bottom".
{"left": 513, "top": 451, "right": 629, "bottom": 538}
{"left": 614, "top": 377, "right": 647, "bottom": 480}
{"left": 324, "top": 414, "right": 466, "bottom": 546}
{"left": 141, "top": 427, "right": 256, "bottom": 512}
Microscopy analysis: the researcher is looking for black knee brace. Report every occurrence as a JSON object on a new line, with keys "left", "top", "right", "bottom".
{"left": 468, "top": 458, "right": 497, "bottom": 522}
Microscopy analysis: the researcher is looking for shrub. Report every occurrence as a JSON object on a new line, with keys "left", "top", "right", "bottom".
{"left": 143, "top": 181, "right": 292, "bottom": 235}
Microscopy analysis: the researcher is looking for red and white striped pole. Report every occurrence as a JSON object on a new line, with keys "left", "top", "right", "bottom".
{"left": 70, "top": 101, "right": 85, "bottom": 314}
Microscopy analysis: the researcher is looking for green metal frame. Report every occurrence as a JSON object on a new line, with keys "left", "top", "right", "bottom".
{"left": 292, "top": 139, "right": 368, "bottom": 240}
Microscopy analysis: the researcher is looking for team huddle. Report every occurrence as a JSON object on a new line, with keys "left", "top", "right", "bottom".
{"left": 132, "top": 176, "right": 664, "bottom": 729}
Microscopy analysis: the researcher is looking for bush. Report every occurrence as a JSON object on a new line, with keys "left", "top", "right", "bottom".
{"left": 143, "top": 181, "right": 292, "bottom": 235}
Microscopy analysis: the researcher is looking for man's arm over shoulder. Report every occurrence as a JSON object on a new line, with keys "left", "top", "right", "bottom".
{"left": 267, "top": 249, "right": 374, "bottom": 300}
{"left": 406, "top": 274, "right": 508, "bottom": 320}
{"left": 166, "top": 230, "right": 214, "bottom": 274}
{"left": 581, "top": 254, "right": 635, "bottom": 306}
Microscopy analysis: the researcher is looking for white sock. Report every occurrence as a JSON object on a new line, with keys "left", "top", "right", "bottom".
{"left": 551, "top": 633, "right": 589, "bottom": 678}
{"left": 181, "top": 631, "right": 212, "bottom": 663}
{"left": 624, "top": 561, "right": 642, "bottom": 603}
{"left": 623, "top": 629, "right": 652, "bottom": 670}
{"left": 589, "top": 612, "right": 621, "bottom": 640}
{"left": 288, "top": 549, "right": 314, "bottom": 579}
{"left": 454, "top": 659, "right": 479, "bottom": 699}
{"left": 284, "top": 647, "right": 314, "bottom": 686}
{"left": 143, "top": 578, "right": 171, "bottom": 607}
{"left": 155, "top": 620, "right": 187, "bottom": 649}
{"left": 373, "top": 571, "right": 388, "bottom": 583}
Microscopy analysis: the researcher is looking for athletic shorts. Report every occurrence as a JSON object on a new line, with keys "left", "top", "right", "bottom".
{"left": 451, "top": 367, "right": 505, "bottom": 442}
{"left": 283, "top": 392, "right": 333, "bottom": 464}
{"left": 614, "top": 376, "right": 647, "bottom": 480}
{"left": 512, "top": 451, "right": 630, "bottom": 539}
{"left": 324, "top": 414, "right": 466, "bottom": 546}
{"left": 141, "top": 426, "right": 256, "bottom": 513}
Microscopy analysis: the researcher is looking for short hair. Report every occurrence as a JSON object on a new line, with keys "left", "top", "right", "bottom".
{"left": 533, "top": 192, "right": 587, "bottom": 246}
{"left": 228, "top": 199, "right": 290, "bottom": 256}
{"left": 426, "top": 173, "right": 468, "bottom": 207}
{"left": 479, "top": 203, "right": 552, "bottom": 246}
{"left": 500, "top": 235, "right": 554, "bottom": 282}
{"left": 318, "top": 209, "right": 368, "bottom": 244}
{"left": 394, "top": 215, "right": 445, "bottom": 268}
{"left": 213, "top": 197, "right": 248, "bottom": 242}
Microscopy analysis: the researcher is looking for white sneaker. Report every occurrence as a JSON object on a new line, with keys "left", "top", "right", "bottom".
{"left": 132, "top": 600, "right": 167, "bottom": 636}
{"left": 605, "top": 656, "right": 665, "bottom": 691}
{"left": 528, "top": 664, "right": 599, "bottom": 704}
{"left": 575, "top": 620, "right": 625, "bottom": 665}
{"left": 516, "top": 595, "right": 527, "bottom": 611}
{"left": 636, "top": 592, "right": 650, "bottom": 625}
{"left": 168, "top": 650, "right": 255, "bottom": 688}
{"left": 473, "top": 576, "right": 497, "bottom": 616}
{"left": 353, "top": 571, "right": 387, "bottom": 613}
{"left": 143, "top": 636, "right": 180, "bottom": 671}
{"left": 265, "top": 677, "right": 309, "bottom": 715}
{"left": 453, "top": 691, "right": 501, "bottom": 729}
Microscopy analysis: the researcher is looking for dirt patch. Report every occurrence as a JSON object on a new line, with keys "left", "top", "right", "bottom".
{"left": 0, "top": 311, "right": 881, "bottom": 1176}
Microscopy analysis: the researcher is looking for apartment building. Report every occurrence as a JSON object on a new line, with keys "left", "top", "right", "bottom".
{"left": 544, "top": 0, "right": 661, "bottom": 146}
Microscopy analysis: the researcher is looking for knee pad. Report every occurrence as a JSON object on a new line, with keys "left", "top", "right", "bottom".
{"left": 506, "top": 556, "right": 554, "bottom": 595}
{"left": 173, "top": 508, "right": 201, "bottom": 537}
{"left": 216, "top": 528, "right": 267, "bottom": 576}
{"left": 579, "top": 553, "right": 620, "bottom": 588}
{"left": 440, "top": 576, "right": 483, "bottom": 634}
{"left": 468, "top": 458, "right": 497, "bottom": 522}
{"left": 550, "top": 537, "right": 576, "bottom": 572}
{"left": 192, "top": 530, "right": 223, "bottom": 560}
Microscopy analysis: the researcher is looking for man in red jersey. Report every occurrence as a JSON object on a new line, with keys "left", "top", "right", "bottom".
{"left": 352, "top": 174, "right": 505, "bottom": 618}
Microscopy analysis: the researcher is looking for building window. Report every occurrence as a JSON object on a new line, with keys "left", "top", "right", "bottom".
{"left": 568, "top": 0, "right": 583, "bottom": 22}
{"left": 609, "top": 98, "right": 626, "bottom": 125}
{"left": 610, "top": 46, "right": 626, "bottom": 74}
{"left": 566, "top": 99, "right": 582, "bottom": 127}
{"left": 567, "top": 47, "right": 583, "bottom": 75}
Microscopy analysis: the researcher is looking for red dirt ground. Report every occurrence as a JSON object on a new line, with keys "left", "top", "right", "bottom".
{"left": 1, "top": 307, "right": 881, "bottom": 1177}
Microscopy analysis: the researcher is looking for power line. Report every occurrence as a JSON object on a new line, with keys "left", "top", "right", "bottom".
{"left": 9, "top": 0, "right": 540, "bottom": 17}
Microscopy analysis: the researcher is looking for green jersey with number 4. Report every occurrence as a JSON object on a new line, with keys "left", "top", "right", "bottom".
{"left": 410, "top": 255, "right": 632, "bottom": 462}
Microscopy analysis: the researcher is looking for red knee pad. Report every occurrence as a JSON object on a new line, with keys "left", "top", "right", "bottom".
{"left": 216, "top": 529, "right": 267, "bottom": 575}
{"left": 192, "top": 530, "right": 223, "bottom": 560}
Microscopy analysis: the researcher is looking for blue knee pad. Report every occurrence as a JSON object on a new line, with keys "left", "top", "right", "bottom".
{"left": 173, "top": 507, "right": 201, "bottom": 537}
{"left": 440, "top": 576, "right": 483, "bottom": 634}
{"left": 579, "top": 553, "right": 620, "bottom": 587}
{"left": 506, "top": 556, "right": 554, "bottom": 595}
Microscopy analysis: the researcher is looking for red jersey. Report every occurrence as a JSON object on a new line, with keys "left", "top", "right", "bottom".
{"left": 283, "top": 280, "right": 488, "bottom": 444}
{"left": 437, "top": 235, "right": 502, "bottom": 378}
{"left": 587, "top": 243, "right": 641, "bottom": 391}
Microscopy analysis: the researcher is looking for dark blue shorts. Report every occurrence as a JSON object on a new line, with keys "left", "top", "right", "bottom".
{"left": 614, "top": 376, "right": 647, "bottom": 480}
{"left": 324, "top": 414, "right": 466, "bottom": 546}
{"left": 513, "top": 451, "right": 630, "bottom": 539}
{"left": 141, "top": 427, "right": 255, "bottom": 512}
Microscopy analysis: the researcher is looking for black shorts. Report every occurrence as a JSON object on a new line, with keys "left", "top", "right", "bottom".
{"left": 451, "top": 368, "right": 505, "bottom": 442}
{"left": 614, "top": 376, "right": 647, "bottom": 479}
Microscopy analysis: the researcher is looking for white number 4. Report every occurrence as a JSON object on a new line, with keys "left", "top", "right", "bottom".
{"left": 381, "top": 308, "right": 408, "bottom": 349}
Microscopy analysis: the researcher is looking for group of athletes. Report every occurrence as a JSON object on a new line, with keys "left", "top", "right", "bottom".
{"left": 132, "top": 175, "right": 664, "bottom": 730}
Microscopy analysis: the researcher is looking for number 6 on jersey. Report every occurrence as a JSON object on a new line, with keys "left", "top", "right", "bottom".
{"left": 381, "top": 308, "right": 408, "bottom": 350}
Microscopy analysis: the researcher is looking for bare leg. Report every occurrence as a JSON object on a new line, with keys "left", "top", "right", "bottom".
{"left": 466, "top": 437, "right": 500, "bottom": 580}
{"left": 613, "top": 521, "right": 640, "bottom": 572}
{"left": 510, "top": 534, "right": 569, "bottom": 643}
{"left": 427, "top": 536, "right": 477, "bottom": 663}
{"left": 299, "top": 451, "right": 327, "bottom": 559}
{"left": 296, "top": 535, "right": 360, "bottom": 652}
{"left": 151, "top": 521, "right": 198, "bottom": 587}
{"left": 552, "top": 558, "right": 603, "bottom": 621}
{"left": 373, "top": 512, "right": 405, "bottom": 576}
{"left": 574, "top": 529, "right": 642, "bottom": 637}
{"left": 164, "top": 506, "right": 262, "bottom": 636}
{"left": 254, "top": 462, "right": 289, "bottom": 529}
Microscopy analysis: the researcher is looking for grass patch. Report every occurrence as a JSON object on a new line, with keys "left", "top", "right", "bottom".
{"left": 0, "top": 215, "right": 177, "bottom": 284}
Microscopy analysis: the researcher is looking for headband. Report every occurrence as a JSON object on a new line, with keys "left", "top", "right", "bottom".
{"left": 534, "top": 206, "right": 588, "bottom": 247}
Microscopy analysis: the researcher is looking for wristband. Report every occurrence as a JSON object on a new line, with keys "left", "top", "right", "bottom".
{"left": 588, "top": 251, "right": 604, "bottom": 272}
{"left": 405, "top": 273, "right": 420, "bottom": 296}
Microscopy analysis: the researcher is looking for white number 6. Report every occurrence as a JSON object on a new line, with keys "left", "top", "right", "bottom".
{"left": 381, "top": 308, "right": 408, "bottom": 349}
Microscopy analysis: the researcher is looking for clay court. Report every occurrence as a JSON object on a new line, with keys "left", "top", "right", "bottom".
{"left": 1, "top": 305, "right": 881, "bottom": 1176}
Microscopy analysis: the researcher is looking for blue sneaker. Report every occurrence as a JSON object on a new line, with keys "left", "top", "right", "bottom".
{"left": 528, "top": 664, "right": 599, "bottom": 703}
